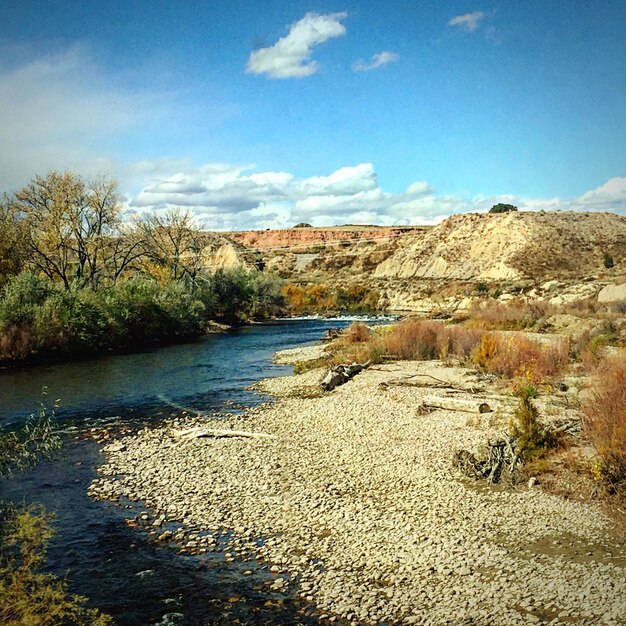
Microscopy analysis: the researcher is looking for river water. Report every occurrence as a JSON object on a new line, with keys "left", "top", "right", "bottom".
{"left": 0, "top": 317, "right": 386, "bottom": 625}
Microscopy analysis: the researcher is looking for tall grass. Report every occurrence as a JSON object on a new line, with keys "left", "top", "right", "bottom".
{"left": 582, "top": 355, "right": 626, "bottom": 491}
{"left": 472, "top": 333, "right": 569, "bottom": 382}
{"left": 381, "top": 319, "right": 484, "bottom": 361}
{"left": 340, "top": 319, "right": 568, "bottom": 382}
{"left": 465, "top": 299, "right": 551, "bottom": 331}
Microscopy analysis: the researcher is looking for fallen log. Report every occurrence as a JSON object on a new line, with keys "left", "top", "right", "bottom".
{"left": 422, "top": 395, "right": 492, "bottom": 414}
{"left": 173, "top": 427, "right": 277, "bottom": 440}
{"left": 322, "top": 360, "right": 370, "bottom": 391}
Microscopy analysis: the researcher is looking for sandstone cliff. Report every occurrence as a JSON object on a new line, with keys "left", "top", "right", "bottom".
{"left": 229, "top": 226, "right": 425, "bottom": 250}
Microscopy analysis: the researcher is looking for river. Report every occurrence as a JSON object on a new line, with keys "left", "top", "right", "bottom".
{"left": 0, "top": 317, "right": 386, "bottom": 625}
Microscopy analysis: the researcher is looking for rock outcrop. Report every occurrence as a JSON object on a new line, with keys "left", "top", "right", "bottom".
{"left": 228, "top": 226, "right": 425, "bottom": 250}
{"left": 598, "top": 282, "right": 626, "bottom": 302}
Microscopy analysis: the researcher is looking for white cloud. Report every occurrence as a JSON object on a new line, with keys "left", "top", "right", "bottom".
{"left": 0, "top": 45, "right": 169, "bottom": 192}
{"left": 405, "top": 181, "right": 433, "bottom": 196}
{"left": 126, "top": 160, "right": 626, "bottom": 230}
{"left": 246, "top": 12, "right": 347, "bottom": 79}
{"left": 448, "top": 11, "right": 486, "bottom": 32}
{"left": 578, "top": 177, "right": 626, "bottom": 208}
{"left": 297, "top": 163, "right": 378, "bottom": 196}
{"left": 352, "top": 51, "right": 399, "bottom": 72}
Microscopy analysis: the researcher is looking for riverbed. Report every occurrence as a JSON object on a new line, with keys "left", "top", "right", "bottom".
{"left": 1, "top": 318, "right": 377, "bottom": 625}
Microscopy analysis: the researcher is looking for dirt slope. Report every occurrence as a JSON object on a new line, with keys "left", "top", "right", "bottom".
{"left": 374, "top": 211, "right": 626, "bottom": 281}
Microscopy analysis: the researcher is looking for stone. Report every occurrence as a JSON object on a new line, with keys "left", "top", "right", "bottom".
{"left": 598, "top": 283, "right": 626, "bottom": 303}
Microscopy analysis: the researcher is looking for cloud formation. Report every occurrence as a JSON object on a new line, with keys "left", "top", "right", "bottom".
{"left": 0, "top": 45, "right": 164, "bottom": 192}
{"left": 246, "top": 12, "right": 347, "bottom": 79}
{"left": 352, "top": 51, "right": 399, "bottom": 72}
{"left": 448, "top": 11, "right": 486, "bottom": 32}
{"left": 126, "top": 161, "right": 626, "bottom": 231}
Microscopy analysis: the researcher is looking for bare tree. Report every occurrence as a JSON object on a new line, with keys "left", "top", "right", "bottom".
{"left": 136, "top": 208, "right": 205, "bottom": 283}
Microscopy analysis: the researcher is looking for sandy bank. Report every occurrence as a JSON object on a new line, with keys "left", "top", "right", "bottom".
{"left": 89, "top": 356, "right": 626, "bottom": 626}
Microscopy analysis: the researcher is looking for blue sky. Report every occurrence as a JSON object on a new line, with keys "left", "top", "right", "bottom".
{"left": 1, "top": 1, "right": 625, "bottom": 228}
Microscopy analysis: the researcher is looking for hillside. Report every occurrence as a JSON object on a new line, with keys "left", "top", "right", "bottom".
{"left": 219, "top": 211, "right": 626, "bottom": 313}
{"left": 374, "top": 211, "right": 626, "bottom": 281}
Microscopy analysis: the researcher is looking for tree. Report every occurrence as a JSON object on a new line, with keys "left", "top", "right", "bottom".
{"left": 136, "top": 208, "right": 205, "bottom": 284}
{"left": 489, "top": 203, "right": 518, "bottom": 214}
{"left": 0, "top": 198, "right": 30, "bottom": 287}
{"left": 13, "top": 172, "right": 125, "bottom": 289}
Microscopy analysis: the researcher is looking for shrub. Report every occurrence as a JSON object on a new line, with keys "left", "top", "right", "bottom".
{"left": 343, "top": 322, "right": 372, "bottom": 344}
{"left": 381, "top": 319, "right": 484, "bottom": 362}
{"left": 489, "top": 203, "right": 518, "bottom": 213}
{"left": 571, "top": 327, "right": 617, "bottom": 370}
{"left": 333, "top": 340, "right": 384, "bottom": 366}
{"left": 383, "top": 319, "right": 444, "bottom": 360}
{"left": 582, "top": 356, "right": 626, "bottom": 490}
{"left": 35, "top": 289, "right": 108, "bottom": 352}
{"left": 472, "top": 333, "right": 568, "bottom": 382}
{"left": 0, "top": 506, "right": 113, "bottom": 625}
{"left": 0, "top": 272, "right": 54, "bottom": 327}
{"left": 466, "top": 299, "right": 550, "bottom": 331}
{"left": 1, "top": 404, "right": 111, "bottom": 624}
{"left": 509, "top": 384, "right": 555, "bottom": 458}
{"left": 103, "top": 277, "right": 167, "bottom": 344}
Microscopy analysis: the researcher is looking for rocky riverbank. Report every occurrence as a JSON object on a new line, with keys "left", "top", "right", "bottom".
{"left": 89, "top": 353, "right": 626, "bottom": 625}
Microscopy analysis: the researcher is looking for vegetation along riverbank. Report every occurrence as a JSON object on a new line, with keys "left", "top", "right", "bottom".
{"left": 0, "top": 172, "right": 285, "bottom": 364}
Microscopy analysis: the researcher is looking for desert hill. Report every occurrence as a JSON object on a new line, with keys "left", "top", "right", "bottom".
{"left": 374, "top": 211, "right": 626, "bottom": 282}
{"left": 219, "top": 211, "right": 626, "bottom": 312}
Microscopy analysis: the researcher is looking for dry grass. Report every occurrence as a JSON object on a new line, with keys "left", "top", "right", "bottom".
{"left": 465, "top": 299, "right": 552, "bottom": 331}
{"left": 342, "top": 322, "right": 372, "bottom": 344}
{"left": 381, "top": 319, "right": 484, "bottom": 361}
{"left": 582, "top": 354, "right": 626, "bottom": 492}
{"left": 471, "top": 333, "right": 568, "bottom": 382}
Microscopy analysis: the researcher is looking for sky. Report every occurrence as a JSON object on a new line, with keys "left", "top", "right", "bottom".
{"left": 1, "top": 0, "right": 625, "bottom": 229}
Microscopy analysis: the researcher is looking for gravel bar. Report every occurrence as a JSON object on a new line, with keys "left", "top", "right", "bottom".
{"left": 90, "top": 359, "right": 626, "bottom": 625}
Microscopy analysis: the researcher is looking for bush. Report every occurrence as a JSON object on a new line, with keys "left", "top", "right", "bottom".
{"left": 0, "top": 506, "right": 112, "bottom": 625}
{"left": 0, "top": 272, "right": 54, "bottom": 327}
{"left": 471, "top": 333, "right": 568, "bottom": 382}
{"left": 343, "top": 322, "right": 372, "bottom": 344}
{"left": 509, "top": 384, "right": 555, "bottom": 458}
{"left": 489, "top": 203, "right": 518, "bottom": 213}
{"left": 382, "top": 319, "right": 484, "bottom": 361}
{"left": 582, "top": 356, "right": 626, "bottom": 491}
{"left": 0, "top": 404, "right": 111, "bottom": 624}
{"left": 0, "top": 269, "right": 285, "bottom": 362}
{"left": 34, "top": 289, "right": 108, "bottom": 352}
{"left": 466, "top": 299, "right": 550, "bottom": 331}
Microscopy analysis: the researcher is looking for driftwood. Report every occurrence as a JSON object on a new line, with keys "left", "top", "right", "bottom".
{"left": 173, "top": 427, "right": 277, "bottom": 440}
{"left": 381, "top": 377, "right": 485, "bottom": 394}
{"left": 453, "top": 435, "right": 520, "bottom": 484}
{"left": 422, "top": 395, "right": 492, "bottom": 414}
{"left": 322, "top": 361, "right": 370, "bottom": 391}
